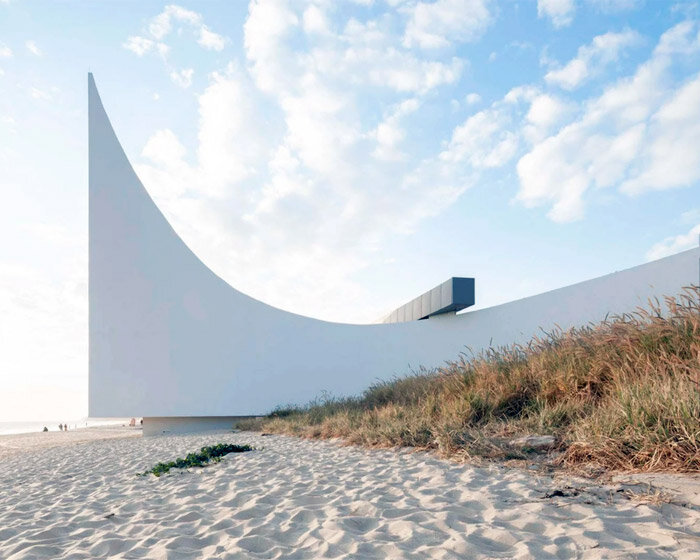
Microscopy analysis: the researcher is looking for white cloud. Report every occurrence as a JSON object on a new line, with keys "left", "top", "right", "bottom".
{"left": 372, "top": 98, "right": 420, "bottom": 161}
{"left": 440, "top": 106, "right": 519, "bottom": 168}
{"left": 196, "top": 66, "right": 272, "bottom": 195}
{"left": 149, "top": 5, "right": 201, "bottom": 39}
{"left": 137, "top": 64, "right": 272, "bottom": 202}
{"left": 646, "top": 223, "right": 700, "bottom": 260}
{"left": 198, "top": 25, "right": 226, "bottom": 50}
{"left": 523, "top": 94, "right": 571, "bottom": 141}
{"left": 243, "top": 0, "right": 300, "bottom": 93}
{"left": 123, "top": 36, "right": 155, "bottom": 56}
{"left": 0, "top": 44, "right": 11, "bottom": 58}
{"left": 545, "top": 29, "right": 642, "bottom": 90}
{"left": 25, "top": 40, "right": 41, "bottom": 56}
{"left": 504, "top": 84, "right": 539, "bottom": 104}
{"left": 537, "top": 0, "right": 575, "bottom": 28}
{"left": 170, "top": 68, "right": 194, "bottom": 88}
{"left": 681, "top": 208, "right": 700, "bottom": 224}
{"left": 245, "top": 1, "right": 465, "bottom": 97}
{"left": 132, "top": 1, "right": 480, "bottom": 322}
{"left": 465, "top": 92, "right": 481, "bottom": 105}
{"left": 124, "top": 4, "right": 227, "bottom": 61}
{"left": 653, "top": 19, "right": 700, "bottom": 55}
{"left": 403, "top": 0, "right": 492, "bottom": 48}
{"left": 142, "top": 128, "right": 186, "bottom": 166}
{"left": 303, "top": 4, "right": 330, "bottom": 35}
{"left": 30, "top": 87, "right": 51, "bottom": 100}
{"left": 588, "top": 0, "right": 642, "bottom": 13}
{"left": 129, "top": 5, "right": 700, "bottom": 320}
{"left": 620, "top": 72, "right": 700, "bottom": 194}
{"left": 516, "top": 21, "right": 700, "bottom": 222}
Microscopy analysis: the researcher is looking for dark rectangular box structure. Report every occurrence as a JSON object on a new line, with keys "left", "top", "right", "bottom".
{"left": 383, "top": 277, "right": 475, "bottom": 323}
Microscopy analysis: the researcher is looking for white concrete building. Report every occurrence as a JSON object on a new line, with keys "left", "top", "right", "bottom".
{"left": 88, "top": 74, "right": 700, "bottom": 435}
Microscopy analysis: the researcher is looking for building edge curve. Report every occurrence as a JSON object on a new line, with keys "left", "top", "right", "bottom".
{"left": 88, "top": 73, "right": 700, "bottom": 430}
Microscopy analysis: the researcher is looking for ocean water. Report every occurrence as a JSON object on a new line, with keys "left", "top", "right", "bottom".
{"left": 0, "top": 419, "right": 131, "bottom": 436}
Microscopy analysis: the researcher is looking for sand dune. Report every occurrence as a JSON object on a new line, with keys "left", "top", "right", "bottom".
{"left": 1, "top": 429, "right": 699, "bottom": 559}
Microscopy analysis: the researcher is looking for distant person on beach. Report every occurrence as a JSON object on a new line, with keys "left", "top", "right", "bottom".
{"left": 42, "top": 426, "right": 48, "bottom": 432}
{"left": 58, "top": 423, "right": 63, "bottom": 431}
{"left": 64, "top": 423, "right": 68, "bottom": 431}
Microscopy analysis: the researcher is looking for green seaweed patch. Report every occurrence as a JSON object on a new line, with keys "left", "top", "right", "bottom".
{"left": 140, "top": 443, "right": 254, "bottom": 477}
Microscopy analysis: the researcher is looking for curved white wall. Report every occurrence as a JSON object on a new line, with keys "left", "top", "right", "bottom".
{"left": 88, "top": 74, "right": 700, "bottom": 418}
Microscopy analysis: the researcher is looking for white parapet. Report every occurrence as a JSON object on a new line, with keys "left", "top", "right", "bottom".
{"left": 88, "top": 73, "right": 700, "bottom": 423}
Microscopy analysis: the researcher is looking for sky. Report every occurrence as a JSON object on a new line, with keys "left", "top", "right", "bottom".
{"left": 1, "top": 0, "right": 699, "bottom": 421}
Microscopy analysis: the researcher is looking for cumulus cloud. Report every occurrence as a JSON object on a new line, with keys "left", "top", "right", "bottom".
{"left": 588, "top": 0, "right": 642, "bottom": 13}
{"left": 545, "top": 29, "right": 642, "bottom": 90}
{"left": 199, "top": 25, "right": 226, "bottom": 50}
{"left": 123, "top": 5, "right": 227, "bottom": 78}
{"left": 302, "top": 4, "right": 330, "bottom": 35}
{"left": 0, "top": 44, "right": 11, "bottom": 58}
{"left": 133, "top": 1, "right": 480, "bottom": 321}
{"left": 538, "top": 0, "right": 639, "bottom": 27}
{"left": 465, "top": 92, "right": 481, "bottom": 105}
{"left": 123, "top": 36, "right": 158, "bottom": 56}
{"left": 142, "top": 129, "right": 186, "bottom": 167}
{"left": 170, "top": 68, "right": 194, "bottom": 88}
{"left": 440, "top": 107, "right": 519, "bottom": 168}
{"left": 371, "top": 98, "right": 420, "bottom": 161}
{"left": 521, "top": 93, "right": 572, "bottom": 143}
{"left": 128, "top": 4, "right": 700, "bottom": 319}
{"left": 526, "top": 94, "right": 569, "bottom": 127}
{"left": 30, "top": 87, "right": 51, "bottom": 100}
{"left": 517, "top": 20, "right": 700, "bottom": 222}
{"left": 646, "top": 223, "right": 700, "bottom": 260}
{"left": 537, "top": 0, "right": 575, "bottom": 28}
{"left": 149, "top": 5, "right": 203, "bottom": 40}
{"left": 402, "top": 0, "right": 493, "bottom": 48}
{"left": 25, "top": 40, "right": 41, "bottom": 56}
{"left": 620, "top": 73, "right": 700, "bottom": 194}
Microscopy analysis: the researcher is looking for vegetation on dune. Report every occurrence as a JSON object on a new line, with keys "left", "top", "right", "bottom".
{"left": 140, "top": 443, "right": 254, "bottom": 477}
{"left": 239, "top": 288, "right": 700, "bottom": 473}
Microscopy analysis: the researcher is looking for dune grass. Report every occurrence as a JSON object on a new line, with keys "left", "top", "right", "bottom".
{"left": 240, "top": 288, "right": 700, "bottom": 473}
{"left": 140, "top": 443, "right": 254, "bottom": 477}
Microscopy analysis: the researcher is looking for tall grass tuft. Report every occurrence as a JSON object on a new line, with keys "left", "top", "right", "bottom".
{"left": 248, "top": 288, "right": 700, "bottom": 473}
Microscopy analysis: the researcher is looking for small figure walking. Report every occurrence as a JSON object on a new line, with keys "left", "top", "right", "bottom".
{"left": 63, "top": 423, "right": 68, "bottom": 431}
{"left": 58, "top": 423, "right": 63, "bottom": 431}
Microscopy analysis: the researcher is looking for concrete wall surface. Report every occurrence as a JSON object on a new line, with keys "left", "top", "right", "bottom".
{"left": 88, "top": 74, "right": 700, "bottom": 418}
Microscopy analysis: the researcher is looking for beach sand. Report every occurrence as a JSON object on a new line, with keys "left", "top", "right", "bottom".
{"left": 0, "top": 425, "right": 141, "bottom": 460}
{"left": 1, "top": 429, "right": 699, "bottom": 559}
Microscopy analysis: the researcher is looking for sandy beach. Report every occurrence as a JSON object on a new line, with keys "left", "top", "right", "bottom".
{"left": 1, "top": 428, "right": 699, "bottom": 559}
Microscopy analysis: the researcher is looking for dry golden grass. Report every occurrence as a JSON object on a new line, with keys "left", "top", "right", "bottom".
{"left": 240, "top": 288, "right": 700, "bottom": 473}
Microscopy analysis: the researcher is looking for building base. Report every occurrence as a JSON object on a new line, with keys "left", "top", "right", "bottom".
{"left": 142, "top": 416, "right": 256, "bottom": 437}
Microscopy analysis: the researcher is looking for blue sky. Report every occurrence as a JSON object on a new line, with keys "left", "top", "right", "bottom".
{"left": 1, "top": 0, "right": 699, "bottom": 420}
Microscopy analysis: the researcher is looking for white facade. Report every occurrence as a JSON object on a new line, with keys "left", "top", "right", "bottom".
{"left": 88, "top": 74, "right": 700, "bottom": 420}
